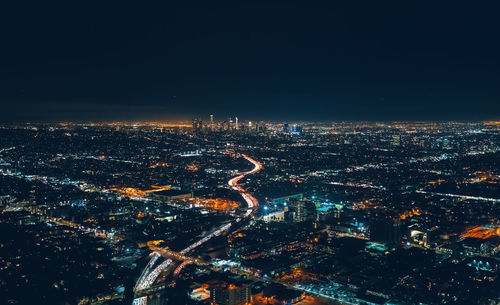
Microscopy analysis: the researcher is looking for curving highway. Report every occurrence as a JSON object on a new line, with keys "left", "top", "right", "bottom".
{"left": 228, "top": 154, "right": 262, "bottom": 215}
{"left": 133, "top": 153, "right": 262, "bottom": 304}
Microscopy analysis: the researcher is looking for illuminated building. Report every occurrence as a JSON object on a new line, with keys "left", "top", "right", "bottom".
{"left": 192, "top": 118, "right": 203, "bottom": 132}
{"left": 209, "top": 280, "right": 251, "bottom": 305}
{"left": 295, "top": 125, "right": 303, "bottom": 134}
{"left": 466, "top": 257, "right": 499, "bottom": 273}
{"left": 286, "top": 198, "right": 317, "bottom": 222}
{"left": 262, "top": 210, "right": 285, "bottom": 222}
{"left": 296, "top": 199, "right": 317, "bottom": 222}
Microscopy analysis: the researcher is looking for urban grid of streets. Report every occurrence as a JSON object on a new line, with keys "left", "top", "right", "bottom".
{"left": 1, "top": 122, "right": 498, "bottom": 305}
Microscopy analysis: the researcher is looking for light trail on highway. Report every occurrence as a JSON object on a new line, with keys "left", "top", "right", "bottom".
{"left": 133, "top": 153, "right": 262, "bottom": 304}
{"left": 228, "top": 154, "right": 262, "bottom": 214}
{"left": 415, "top": 190, "right": 500, "bottom": 203}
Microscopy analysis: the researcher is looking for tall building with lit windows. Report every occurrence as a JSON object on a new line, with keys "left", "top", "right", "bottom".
{"left": 209, "top": 280, "right": 251, "bottom": 305}
{"left": 285, "top": 198, "right": 317, "bottom": 222}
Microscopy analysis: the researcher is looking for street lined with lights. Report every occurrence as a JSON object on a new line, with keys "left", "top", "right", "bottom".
{"left": 133, "top": 153, "right": 262, "bottom": 304}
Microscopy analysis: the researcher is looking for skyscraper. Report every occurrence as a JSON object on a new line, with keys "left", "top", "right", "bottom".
{"left": 192, "top": 118, "right": 203, "bottom": 132}
{"left": 286, "top": 198, "right": 317, "bottom": 222}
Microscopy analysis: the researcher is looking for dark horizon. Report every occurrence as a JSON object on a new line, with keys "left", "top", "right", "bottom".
{"left": 1, "top": 2, "right": 499, "bottom": 122}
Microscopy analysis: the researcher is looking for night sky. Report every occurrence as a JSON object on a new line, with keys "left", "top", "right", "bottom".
{"left": 1, "top": 2, "right": 499, "bottom": 122}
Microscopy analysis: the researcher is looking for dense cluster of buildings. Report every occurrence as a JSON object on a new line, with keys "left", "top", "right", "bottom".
{"left": 0, "top": 120, "right": 498, "bottom": 305}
